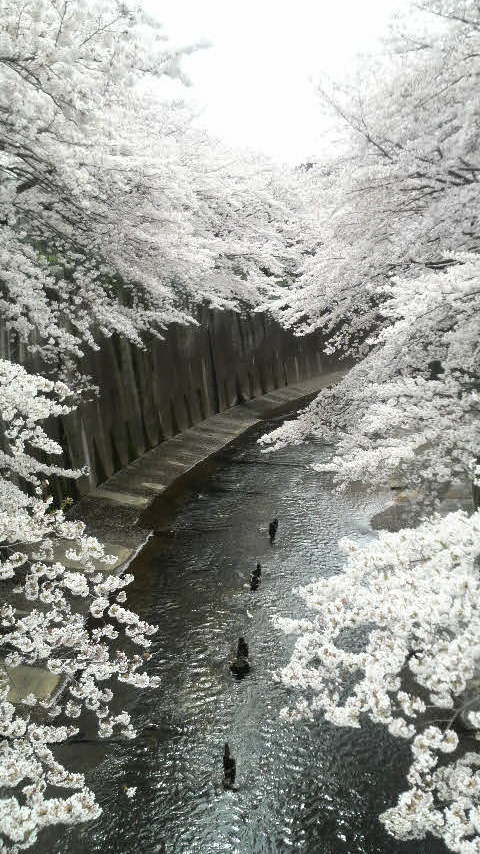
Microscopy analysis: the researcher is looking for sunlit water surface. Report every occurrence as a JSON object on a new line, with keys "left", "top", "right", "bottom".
{"left": 48, "top": 419, "right": 447, "bottom": 854}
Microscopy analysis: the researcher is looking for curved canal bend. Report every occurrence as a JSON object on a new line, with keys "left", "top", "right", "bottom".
{"left": 50, "top": 415, "right": 447, "bottom": 854}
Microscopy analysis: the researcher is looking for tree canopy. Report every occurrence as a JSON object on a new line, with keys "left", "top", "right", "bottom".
{"left": 0, "top": 2, "right": 310, "bottom": 849}
{"left": 0, "top": 0, "right": 305, "bottom": 377}
{"left": 263, "top": 3, "right": 480, "bottom": 851}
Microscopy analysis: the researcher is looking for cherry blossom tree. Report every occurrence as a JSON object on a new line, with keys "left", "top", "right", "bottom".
{"left": 275, "top": 510, "right": 480, "bottom": 852}
{"left": 0, "top": 0, "right": 304, "bottom": 380}
{"left": 0, "top": 358, "right": 160, "bottom": 852}
{"left": 0, "top": 3, "right": 312, "bottom": 848}
{"left": 263, "top": 248, "right": 480, "bottom": 854}
{"left": 262, "top": 252, "right": 480, "bottom": 510}
{"left": 266, "top": 0, "right": 480, "bottom": 353}
{"left": 261, "top": 3, "right": 480, "bottom": 851}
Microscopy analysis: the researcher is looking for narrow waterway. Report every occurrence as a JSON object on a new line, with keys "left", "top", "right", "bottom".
{"left": 51, "top": 416, "right": 447, "bottom": 854}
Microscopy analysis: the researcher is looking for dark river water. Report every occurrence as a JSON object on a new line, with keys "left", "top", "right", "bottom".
{"left": 49, "top": 417, "right": 447, "bottom": 854}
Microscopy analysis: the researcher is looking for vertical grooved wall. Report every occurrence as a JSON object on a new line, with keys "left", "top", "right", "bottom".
{"left": 10, "top": 308, "right": 329, "bottom": 500}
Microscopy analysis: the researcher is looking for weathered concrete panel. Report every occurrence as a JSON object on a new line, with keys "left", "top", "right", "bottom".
{"left": 2, "top": 308, "right": 333, "bottom": 500}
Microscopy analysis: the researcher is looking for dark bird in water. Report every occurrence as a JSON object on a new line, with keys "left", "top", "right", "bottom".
{"left": 223, "top": 742, "right": 236, "bottom": 788}
{"left": 268, "top": 518, "right": 278, "bottom": 544}
{"left": 230, "top": 637, "right": 250, "bottom": 677}
{"left": 250, "top": 564, "right": 261, "bottom": 591}
{"left": 250, "top": 573, "right": 260, "bottom": 591}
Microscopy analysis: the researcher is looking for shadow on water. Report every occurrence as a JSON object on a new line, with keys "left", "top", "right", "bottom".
{"left": 44, "top": 418, "right": 448, "bottom": 854}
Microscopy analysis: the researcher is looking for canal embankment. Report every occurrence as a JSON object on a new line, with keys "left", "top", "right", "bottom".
{"left": 70, "top": 369, "right": 347, "bottom": 561}
{"left": 0, "top": 307, "right": 333, "bottom": 505}
{"left": 9, "top": 368, "right": 347, "bottom": 705}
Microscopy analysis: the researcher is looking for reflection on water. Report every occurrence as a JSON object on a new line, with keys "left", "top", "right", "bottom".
{"left": 48, "top": 420, "right": 447, "bottom": 854}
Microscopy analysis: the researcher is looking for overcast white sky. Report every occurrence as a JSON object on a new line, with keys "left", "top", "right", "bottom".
{"left": 148, "top": 0, "right": 404, "bottom": 163}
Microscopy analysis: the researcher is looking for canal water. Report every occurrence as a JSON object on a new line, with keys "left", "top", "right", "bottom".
{"left": 50, "top": 416, "right": 447, "bottom": 854}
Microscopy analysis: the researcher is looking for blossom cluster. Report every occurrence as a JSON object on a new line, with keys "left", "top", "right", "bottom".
{"left": 261, "top": 254, "right": 480, "bottom": 511}
{"left": 0, "top": 361, "right": 160, "bottom": 852}
{"left": 275, "top": 512, "right": 480, "bottom": 851}
{"left": 0, "top": 0, "right": 308, "bottom": 384}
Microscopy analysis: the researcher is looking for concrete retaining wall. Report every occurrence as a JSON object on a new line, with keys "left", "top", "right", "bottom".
{"left": 16, "top": 307, "right": 327, "bottom": 501}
